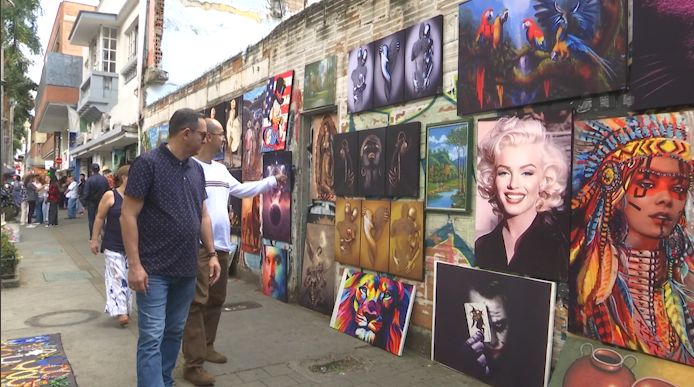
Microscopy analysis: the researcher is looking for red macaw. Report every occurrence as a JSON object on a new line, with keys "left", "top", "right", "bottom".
{"left": 475, "top": 9, "right": 494, "bottom": 109}
{"left": 523, "top": 18, "right": 550, "bottom": 98}
{"left": 492, "top": 9, "right": 509, "bottom": 106}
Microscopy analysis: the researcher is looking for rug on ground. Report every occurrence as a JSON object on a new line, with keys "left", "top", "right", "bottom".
{"left": 1, "top": 333, "right": 77, "bottom": 386}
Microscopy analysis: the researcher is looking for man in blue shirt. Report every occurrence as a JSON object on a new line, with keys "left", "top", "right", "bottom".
{"left": 121, "top": 108, "right": 221, "bottom": 387}
{"left": 81, "top": 163, "right": 110, "bottom": 241}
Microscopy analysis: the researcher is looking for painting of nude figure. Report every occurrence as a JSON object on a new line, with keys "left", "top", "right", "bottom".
{"left": 360, "top": 200, "right": 390, "bottom": 272}
{"left": 389, "top": 201, "right": 423, "bottom": 280}
{"left": 334, "top": 198, "right": 361, "bottom": 267}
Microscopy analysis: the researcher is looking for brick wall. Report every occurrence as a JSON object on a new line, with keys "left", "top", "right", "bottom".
{"left": 143, "top": 0, "right": 482, "bottom": 354}
{"left": 45, "top": 1, "right": 95, "bottom": 58}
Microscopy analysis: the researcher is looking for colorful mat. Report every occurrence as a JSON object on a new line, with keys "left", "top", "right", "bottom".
{"left": 1, "top": 334, "right": 77, "bottom": 386}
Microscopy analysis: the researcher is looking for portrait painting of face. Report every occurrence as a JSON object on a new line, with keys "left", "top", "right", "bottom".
{"left": 357, "top": 128, "right": 387, "bottom": 197}
{"left": 303, "top": 57, "right": 336, "bottom": 110}
{"left": 330, "top": 269, "right": 416, "bottom": 356}
{"left": 334, "top": 198, "right": 361, "bottom": 267}
{"left": 550, "top": 336, "right": 693, "bottom": 387}
{"left": 240, "top": 195, "right": 261, "bottom": 254}
{"left": 311, "top": 114, "right": 337, "bottom": 201}
{"left": 571, "top": 113, "right": 694, "bottom": 366}
{"left": 242, "top": 86, "right": 266, "bottom": 181}
{"left": 404, "top": 15, "right": 443, "bottom": 102}
{"left": 262, "top": 151, "right": 291, "bottom": 243}
{"left": 457, "top": 0, "right": 627, "bottom": 116}
{"left": 432, "top": 262, "right": 555, "bottom": 387}
{"left": 631, "top": 1, "right": 694, "bottom": 110}
{"left": 263, "top": 245, "right": 287, "bottom": 303}
{"left": 229, "top": 169, "right": 242, "bottom": 236}
{"left": 262, "top": 70, "right": 293, "bottom": 152}
{"left": 385, "top": 122, "right": 421, "bottom": 197}
{"left": 333, "top": 131, "right": 359, "bottom": 196}
{"left": 207, "top": 102, "right": 228, "bottom": 161}
{"left": 301, "top": 214, "right": 336, "bottom": 316}
{"left": 359, "top": 200, "right": 390, "bottom": 272}
{"left": 225, "top": 97, "right": 244, "bottom": 168}
{"left": 425, "top": 120, "right": 473, "bottom": 213}
{"left": 388, "top": 201, "right": 424, "bottom": 280}
{"left": 347, "top": 43, "right": 375, "bottom": 114}
{"left": 373, "top": 30, "right": 405, "bottom": 109}
{"left": 475, "top": 110, "right": 572, "bottom": 282}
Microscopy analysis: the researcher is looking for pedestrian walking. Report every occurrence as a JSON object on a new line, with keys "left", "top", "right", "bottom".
{"left": 81, "top": 164, "right": 111, "bottom": 241}
{"left": 90, "top": 165, "right": 132, "bottom": 327}
{"left": 182, "top": 117, "right": 287, "bottom": 386}
{"left": 34, "top": 176, "right": 46, "bottom": 224}
{"left": 47, "top": 177, "right": 60, "bottom": 227}
{"left": 77, "top": 173, "right": 86, "bottom": 215}
{"left": 41, "top": 176, "right": 50, "bottom": 223}
{"left": 24, "top": 174, "right": 38, "bottom": 228}
{"left": 65, "top": 175, "right": 79, "bottom": 219}
{"left": 121, "top": 108, "right": 220, "bottom": 387}
{"left": 17, "top": 178, "right": 27, "bottom": 225}
{"left": 58, "top": 177, "right": 67, "bottom": 209}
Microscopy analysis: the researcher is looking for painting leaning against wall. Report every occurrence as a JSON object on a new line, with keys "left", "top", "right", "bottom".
{"left": 425, "top": 120, "right": 473, "bottom": 213}
{"left": 300, "top": 214, "right": 336, "bottom": 316}
{"left": 242, "top": 86, "right": 266, "bottom": 181}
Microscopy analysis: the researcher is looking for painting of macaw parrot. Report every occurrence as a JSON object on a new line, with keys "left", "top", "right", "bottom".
{"left": 457, "top": 0, "right": 627, "bottom": 116}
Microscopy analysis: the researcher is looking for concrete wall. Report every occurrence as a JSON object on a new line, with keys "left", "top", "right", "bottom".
{"left": 107, "top": 3, "right": 140, "bottom": 127}
{"left": 44, "top": 53, "right": 84, "bottom": 89}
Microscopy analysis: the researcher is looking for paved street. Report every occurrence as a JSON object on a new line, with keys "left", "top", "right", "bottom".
{"left": 1, "top": 212, "right": 486, "bottom": 387}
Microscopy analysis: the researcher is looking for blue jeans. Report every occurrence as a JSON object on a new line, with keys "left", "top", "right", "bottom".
{"left": 136, "top": 275, "right": 196, "bottom": 387}
{"left": 67, "top": 197, "right": 78, "bottom": 218}
{"left": 34, "top": 196, "right": 45, "bottom": 224}
{"left": 88, "top": 202, "right": 98, "bottom": 239}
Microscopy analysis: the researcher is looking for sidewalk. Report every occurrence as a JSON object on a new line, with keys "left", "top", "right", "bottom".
{"left": 1, "top": 213, "right": 485, "bottom": 387}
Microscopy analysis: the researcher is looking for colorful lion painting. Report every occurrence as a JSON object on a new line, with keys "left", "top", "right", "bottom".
{"left": 329, "top": 269, "right": 416, "bottom": 356}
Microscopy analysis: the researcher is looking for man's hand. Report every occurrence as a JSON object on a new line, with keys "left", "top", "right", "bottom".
{"left": 129, "top": 264, "right": 149, "bottom": 294}
{"left": 209, "top": 256, "right": 221, "bottom": 286}
{"left": 274, "top": 173, "right": 287, "bottom": 186}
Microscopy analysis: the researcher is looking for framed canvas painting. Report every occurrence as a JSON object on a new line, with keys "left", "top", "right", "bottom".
{"left": 425, "top": 120, "right": 472, "bottom": 213}
{"left": 404, "top": 15, "right": 443, "bottom": 102}
{"left": 373, "top": 30, "right": 405, "bottom": 109}
{"left": 303, "top": 57, "right": 336, "bottom": 110}
{"left": 263, "top": 245, "right": 288, "bottom": 302}
{"left": 359, "top": 200, "right": 390, "bottom": 273}
{"left": 225, "top": 96, "right": 244, "bottom": 168}
{"left": 333, "top": 131, "right": 359, "bottom": 196}
{"left": 385, "top": 122, "right": 421, "bottom": 197}
{"left": 330, "top": 269, "right": 416, "bottom": 356}
{"left": 240, "top": 195, "right": 261, "bottom": 254}
{"left": 347, "top": 43, "right": 375, "bottom": 114}
{"left": 242, "top": 86, "right": 266, "bottom": 181}
{"left": 262, "top": 151, "right": 292, "bottom": 243}
{"left": 300, "top": 214, "right": 336, "bottom": 315}
{"left": 357, "top": 127, "right": 387, "bottom": 197}
{"left": 229, "top": 169, "right": 242, "bottom": 236}
{"left": 334, "top": 198, "right": 361, "bottom": 267}
{"left": 262, "top": 70, "right": 294, "bottom": 152}
{"left": 388, "top": 201, "right": 424, "bottom": 281}
{"left": 311, "top": 114, "right": 338, "bottom": 200}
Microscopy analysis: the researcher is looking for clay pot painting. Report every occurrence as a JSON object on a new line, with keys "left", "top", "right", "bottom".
{"left": 563, "top": 343, "right": 637, "bottom": 387}
{"left": 631, "top": 379, "right": 677, "bottom": 387}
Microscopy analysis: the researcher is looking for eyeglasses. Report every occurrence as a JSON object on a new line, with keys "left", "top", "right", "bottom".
{"left": 209, "top": 132, "right": 225, "bottom": 138}
{"left": 190, "top": 129, "right": 208, "bottom": 139}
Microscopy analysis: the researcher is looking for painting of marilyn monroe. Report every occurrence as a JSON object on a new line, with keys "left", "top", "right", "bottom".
{"left": 475, "top": 111, "right": 572, "bottom": 282}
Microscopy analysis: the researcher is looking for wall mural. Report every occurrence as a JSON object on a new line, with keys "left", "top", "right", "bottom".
{"left": 140, "top": 124, "right": 169, "bottom": 154}
{"left": 263, "top": 245, "right": 288, "bottom": 303}
{"left": 475, "top": 110, "right": 572, "bottom": 282}
{"left": 404, "top": 15, "right": 443, "bottom": 102}
{"left": 360, "top": 200, "right": 391, "bottom": 272}
{"left": 457, "top": 0, "right": 627, "bottom": 115}
{"left": 312, "top": 114, "right": 337, "bottom": 201}
{"left": 303, "top": 57, "right": 336, "bottom": 110}
{"left": 433, "top": 262, "right": 556, "bottom": 387}
{"left": 262, "top": 70, "right": 294, "bottom": 152}
{"left": 262, "top": 151, "right": 292, "bottom": 243}
{"left": 570, "top": 113, "right": 694, "bottom": 366}
{"left": 348, "top": 43, "right": 375, "bottom": 114}
{"left": 242, "top": 86, "right": 266, "bottom": 181}
{"left": 385, "top": 122, "right": 421, "bottom": 197}
{"left": 333, "top": 131, "right": 359, "bottom": 196}
{"left": 357, "top": 128, "right": 387, "bottom": 197}
{"left": 330, "top": 269, "right": 416, "bottom": 356}
{"left": 301, "top": 214, "right": 336, "bottom": 316}
{"left": 334, "top": 198, "right": 361, "bottom": 267}
{"left": 389, "top": 201, "right": 424, "bottom": 280}
{"left": 240, "top": 195, "right": 261, "bottom": 254}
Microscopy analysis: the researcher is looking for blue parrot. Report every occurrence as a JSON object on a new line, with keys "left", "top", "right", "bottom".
{"left": 533, "top": 0, "right": 615, "bottom": 79}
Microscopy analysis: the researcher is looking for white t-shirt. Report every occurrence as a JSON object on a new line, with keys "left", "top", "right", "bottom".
{"left": 66, "top": 181, "right": 79, "bottom": 199}
{"left": 193, "top": 158, "right": 277, "bottom": 252}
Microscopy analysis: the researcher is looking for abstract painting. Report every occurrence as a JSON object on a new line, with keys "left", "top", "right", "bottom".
{"left": 425, "top": 120, "right": 472, "bottom": 213}
{"left": 475, "top": 109, "right": 572, "bottom": 282}
{"left": 457, "top": 0, "right": 627, "bottom": 115}
{"left": 242, "top": 86, "right": 266, "bottom": 181}
{"left": 359, "top": 200, "right": 390, "bottom": 272}
{"left": 262, "top": 70, "right": 294, "bottom": 152}
{"left": 385, "top": 122, "right": 421, "bottom": 197}
{"left": 330, "top": 269, "right": 416, "bottom": 356}
{"left": 300, "top": 214, "right": 336, "bottom": 315}
{"left": 433, "top": 262, "right": 555, "bottom": 387}
{"left": 357, "top": 128, "right": 387, "bottom": 197}
{"left": 347, "top": 43, "right": 375, "bottom": 114}
{"left": 334, "top": 198, "right": 361, "bottom": 267}
{"left": 374, "top": 31, "right": 405, "bottom": 109}
{"left": 262, "top": 151, "right": 291, "bottom": 243}
{"left": 333, "top": 131, "right": 359, "bottom": 196}
{"left": 263, "top": 245, "right": 287, "bottom": 302}
{"left": 570, "top": 113, "right": 694, "bottom": 366}
{"left": 425, "top": 222, "right": 475, "bottom": 267}
{"left": 1, "top": 334, "right": 78, "bottom": 386}
{"left": 229, "top": 169, "right": 242, "bottom": 236}
{"left": 304, "top": 57, "right": 336, "bottom": 110}
{"left": 311, "top": 114, "right": 337, "bottom": 200}
{"left": 389, "top": 201, "right": 424, "bottom": 280}
{"left": 549, "top": 336, "right": 690, "bottom": 387}
{"left": 404, "top": 15, "right": 443, "bottom": 102}
{"left": 225, "top": 97, "right": 244, "bottom": 168}
{"left": 632, "top": 1, "right": 694, "bottom": 110}
{"left": 240, "top": 195, "right": 261, "bottom": 254}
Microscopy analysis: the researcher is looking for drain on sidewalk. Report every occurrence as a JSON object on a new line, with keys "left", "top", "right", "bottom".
{"left": 309, "top": 356, "right": 364, "bottom": 374}
{"left": 25, "top": 309, "right": 101, "bottom": 327}
{"left": 222, "top": 301, "right": 262, "bottom": 312}
{"left": 43, "top": 270, "right": 93, "bottom": 282}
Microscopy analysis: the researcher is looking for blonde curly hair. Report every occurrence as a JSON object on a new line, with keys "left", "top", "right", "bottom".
{"left": 477, "top": 116, "right": 568, "bottom": 215}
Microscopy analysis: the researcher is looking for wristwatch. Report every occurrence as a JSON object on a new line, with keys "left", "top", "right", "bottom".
{"left": 207, "top": 251, "right": 218, "bottom": 259}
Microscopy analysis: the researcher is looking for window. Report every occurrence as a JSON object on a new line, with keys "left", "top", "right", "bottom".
{"left": 101, "top": 27, "right": 117, "bottom": 73}
{"left": 127, "top": 26, "right": 138, "bottom": 62}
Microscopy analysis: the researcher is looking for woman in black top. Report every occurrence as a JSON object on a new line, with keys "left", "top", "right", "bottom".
{"left": 90, "top": 165, "right": 132, "bottom": 327}
{"left": 475, "top": 117, "right": 570, "bottom": 282}
{"left": 24, "top": 174, "right": 38, "bottom": 228}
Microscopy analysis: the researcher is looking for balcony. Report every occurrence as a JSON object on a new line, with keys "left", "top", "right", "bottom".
{"left": 77, "top": 71, "right": 119, "bottom": 122}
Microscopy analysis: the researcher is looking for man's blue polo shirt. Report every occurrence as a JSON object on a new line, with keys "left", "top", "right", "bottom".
{"left": 124, "top": 143, "right": 207, "bottom": 277}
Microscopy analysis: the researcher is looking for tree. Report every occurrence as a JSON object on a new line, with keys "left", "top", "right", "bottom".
{"left": 446, "top": 125, "right": 468, "bottom": 195}
{"left": 2, "top": 0, "right": 42, "bottom": 155}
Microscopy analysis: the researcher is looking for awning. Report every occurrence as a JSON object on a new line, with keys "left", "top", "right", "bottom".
{"left": 35, "top": 103, "right": 76, "bottom": 134}
{"left": 71, "top": 127, "right": 138, "bottom": 158}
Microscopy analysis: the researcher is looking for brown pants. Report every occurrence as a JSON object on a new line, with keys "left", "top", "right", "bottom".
{"left": 182, "top": 248, "right": 229, "bottom": 368}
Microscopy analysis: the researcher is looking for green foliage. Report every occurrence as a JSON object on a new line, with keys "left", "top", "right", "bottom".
{"left": 1, "top": 230, "right": 18, "bottom": 278}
